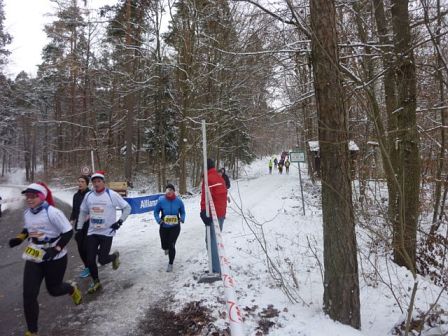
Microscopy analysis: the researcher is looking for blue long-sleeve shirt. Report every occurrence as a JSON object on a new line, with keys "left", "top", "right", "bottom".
{"left": 153, "top": 196, "right": 186, "bottom": 228}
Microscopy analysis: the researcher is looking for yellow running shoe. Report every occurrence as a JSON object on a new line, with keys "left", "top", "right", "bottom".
{"left": 112, "top": 251, "right": 120, "bottom": 270}
{"left": 87, "top": 280, "right": 102, "bottom": 294}
{"left": 24, "top": 331, "right": 38, "bottom": 336}
{"left": 71, "top": 284, "right": 82, "bottom": 305}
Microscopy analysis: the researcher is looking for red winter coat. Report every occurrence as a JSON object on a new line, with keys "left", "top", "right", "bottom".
{"left": 201, "top": 168, "right": 228, "bottom": 218}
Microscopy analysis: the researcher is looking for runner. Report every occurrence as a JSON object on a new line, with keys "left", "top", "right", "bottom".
{"left": 8, "top": 182, "right": 82, "bottom": 336}
{"left": 77, "top": 171, "right": 131, "bottom": 294}
{"left": 285, "top": 159, "right": 291, "bottom": 174}
{"left": 153, "top": 183, "right": 186, "bottom": 272}
{"left": 69, "top": 175, "right": 91, "bottom": 278}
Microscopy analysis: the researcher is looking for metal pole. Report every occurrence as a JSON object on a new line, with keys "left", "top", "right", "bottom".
{"left": 298, "top": 162, "right": 306, "bottom": 216}
{"left": 202, "top": 120, "right": 213, "bottom": 273}
{"left": 91, "top": 150, "right": 95, "bottom": 172}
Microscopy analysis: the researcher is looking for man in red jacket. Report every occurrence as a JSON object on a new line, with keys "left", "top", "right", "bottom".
{"left": 200, "top": 158, "right": 228, "bottom": 274}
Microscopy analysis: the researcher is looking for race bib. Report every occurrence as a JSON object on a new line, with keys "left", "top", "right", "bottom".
{"left": 22, "top": 243, "right": 45, "bottom": 263}
{"left": 91, "top": 206, "right": 106, "bottom": 229}
{"left": 164, "top": 215, "right": 179, "bottom": 225}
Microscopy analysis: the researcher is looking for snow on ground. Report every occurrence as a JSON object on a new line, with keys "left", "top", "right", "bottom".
{"left": 2, "top": 159, "right": 447, "bottom": 335}
{"left": 0, "top": 168, "right": 28, "bottom": 212}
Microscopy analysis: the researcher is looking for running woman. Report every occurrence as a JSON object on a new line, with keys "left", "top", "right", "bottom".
{"left": 8, "top": 182, "right": 82, "bottom": 336}
{"left": 153, "top": 183, "right": 186, "bottom": 272}
{"left": 77, "top": 171, "right": 131, "bottom": 293}
{"left": 69, "top": 175, "right": 91, "bottom": 278}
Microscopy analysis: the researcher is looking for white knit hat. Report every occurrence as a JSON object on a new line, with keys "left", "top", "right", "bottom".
{"left": 22, "top": 183, "right": 48, "bottom": 198}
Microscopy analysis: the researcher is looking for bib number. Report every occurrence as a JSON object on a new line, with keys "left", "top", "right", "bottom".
{"left": 164, "top": 215, "right": 179, "bottom": 225}
{"left": 91, "top": 207, "right": 106, "bottom": 229}
{"left": 22, "top": 244, "right": 45, "bottom": 263}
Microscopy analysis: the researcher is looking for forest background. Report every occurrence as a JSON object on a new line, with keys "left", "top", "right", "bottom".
{"left": 1, "top": 0, "right": 448, "bottom": 334}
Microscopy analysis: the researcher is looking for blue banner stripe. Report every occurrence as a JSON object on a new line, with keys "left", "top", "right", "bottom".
{"left": 123, "top": 194, "right": 164, "bottom": 215}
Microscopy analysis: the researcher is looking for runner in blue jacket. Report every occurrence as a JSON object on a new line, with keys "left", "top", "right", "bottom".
{"left": 153, "top": 183, "right": 186, "bottom": 272}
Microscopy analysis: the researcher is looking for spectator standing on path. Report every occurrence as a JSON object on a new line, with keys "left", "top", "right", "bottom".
{"left": 70, "top": 175, "right": 91, "bottom": 278}
{"left": 200, "top": 158, "right": 228, "bottom": 274}
{"left": 8, "top": 182, "right": 82, "bottom": 336}
{"left": 285, "top": 159, "right": 291, "bottom": 174}
{"left": 153, "top": 183, "right": 186, "bottom": 272}
{"left": 77, "top": 171, "right": 131, "bottom": 294}
{"left": 218, "top": 167, "right": 231, "bottom": 203}
{"left": 219, "top": 168, "right": 231, "bottom": 190}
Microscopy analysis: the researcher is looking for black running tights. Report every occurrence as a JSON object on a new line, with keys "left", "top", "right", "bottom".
{"left": 86, "top": 234, "right": 115, "bottom": 281}
{"left": 23, "top": 256, "right": 73, "bottom": 333}
{"left": 159, "top": 225, "right": 181, "bottom": 264}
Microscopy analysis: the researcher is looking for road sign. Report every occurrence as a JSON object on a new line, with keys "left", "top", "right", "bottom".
{"left": 290, "top": 150, "right": 306, "bottom": 163}
{"left": 81, "top": 166, "right": 91, "bottom": 175}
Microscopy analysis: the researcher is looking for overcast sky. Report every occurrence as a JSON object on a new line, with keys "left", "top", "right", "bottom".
{"left": 4, "top": 0, "right": 117, "bottom": 79}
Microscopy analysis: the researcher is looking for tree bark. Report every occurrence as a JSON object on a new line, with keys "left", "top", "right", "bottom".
{"left": 310, "top": 0, "right": 361, "bottom": 328}
{"left": 390, "top": 0, "right": 420, "bottom": 271}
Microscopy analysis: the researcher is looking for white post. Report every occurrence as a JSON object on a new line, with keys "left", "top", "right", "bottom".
{"left": 91, "top": 150, "right": 95, "bottom": 172}
{"left": 298, "top": 162, "right": 306, "bottom": 216}
{"left": 202, "top": 120, "right": 213, "bottom": 274}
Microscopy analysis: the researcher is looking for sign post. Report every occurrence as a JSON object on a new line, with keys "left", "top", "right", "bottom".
{"left": 290, "top": 150, "right": 306, "bottom": 216}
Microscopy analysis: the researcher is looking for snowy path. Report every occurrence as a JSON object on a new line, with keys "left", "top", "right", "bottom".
{"left": 3, "top": 160, "right": 447, "bottom": 336}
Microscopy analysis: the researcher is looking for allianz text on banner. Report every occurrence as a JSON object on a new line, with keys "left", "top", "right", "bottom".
{"left": 123, "top": 194, "right": 163, "bottom": 215}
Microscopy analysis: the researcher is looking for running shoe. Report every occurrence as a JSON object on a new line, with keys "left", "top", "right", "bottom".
{"left": 71, "top": 283, "right": 82, "bottom": 305}
{"left": 166, "top": 264, "right": 173, "bottom": 272}
{"left": 112, "top": 251, "right": 120, "bottom": 270}
{"left": 79, "top": 267, "right": 90, "bottom": 278}
{"left": 24, "top": 331, "right": 38, "bottom": 336}
{"left": 87, "top": 280, "right": 102, "bottom": 294}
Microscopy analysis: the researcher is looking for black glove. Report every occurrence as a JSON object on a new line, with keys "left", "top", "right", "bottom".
{"left": 200, "top": 210, "right": 213, "bottom": 226}
{"left": 110, "top": 219, "right": 123, "bottom": 233}
{"left": 43, "top": 247, "right": 60, "bottom": 261}
{"left": 9, "top": 237, "right": 23, "bottom": 248}
{"left": 158, "top": 221, "right": 165, "bottom": 226}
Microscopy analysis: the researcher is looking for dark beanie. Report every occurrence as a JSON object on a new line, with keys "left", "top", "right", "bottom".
{"left": 166, "top": 183, "right": 175, "bottom": 191}
{"left": 207, "top": 158, "right": 215, "bottom": 170}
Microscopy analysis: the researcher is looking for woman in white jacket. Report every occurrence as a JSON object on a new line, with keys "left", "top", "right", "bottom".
{"left": 8, "top": 182, "right": 82, "bottom": 336}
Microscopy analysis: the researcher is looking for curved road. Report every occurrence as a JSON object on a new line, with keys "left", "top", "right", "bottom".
{"left": 0, "top": 195, "right": 84, "bottom": 336}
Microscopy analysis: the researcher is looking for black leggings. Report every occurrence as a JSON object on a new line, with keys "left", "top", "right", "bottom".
{"left": 86, "top": 234, "right": 116, "bottom": 281}
{"left": 159, "top": 225, "right": 181, "bottom": 265}
{"left": 23, "top": 256, "right": 73, "bottom": 333}
{"left": 75, "top": 225, "right": 89, "bottom": 267}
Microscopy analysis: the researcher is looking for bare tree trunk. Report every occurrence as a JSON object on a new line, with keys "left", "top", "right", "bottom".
{"left": 429, "top": 0, "right": 446, "bottom": 228}
{"left": 390, "top": 0, "right": 420, "bottom": 271}
{"left": 371, "top": 0, "right": 401, "bottom": 243}
{"left": 310, "top": 0, "right": 360, "bottom": 328}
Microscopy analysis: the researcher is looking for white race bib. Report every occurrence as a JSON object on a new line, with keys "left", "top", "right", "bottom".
{"left": 91, "top": 206, "right": 106, "bottom": 229}
{"left": 22, "top": 243, "right": 45, "bottom": 263}
{"left": 164, "top": 215, "right": 179, "bottom": 225}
